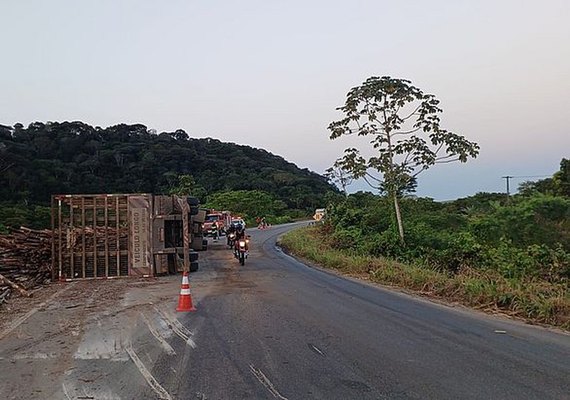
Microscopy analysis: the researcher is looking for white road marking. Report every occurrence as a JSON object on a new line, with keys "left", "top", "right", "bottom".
{"left": 73, "top": 326, "right": 129, "bottom": 361}
{"left": 62, "top": 382, "right": 73, "bottom": 400}
{"left": 310, "top": 344, "right": 325, "bottom": 356}
{"left": 125, "top": 341, "right": 172, "bottom": 400}
{"left": 249, "top": 364, "right": 289, "bottom": 400}
{"left": 62, "top": 380, "right": 122, "bottom": 400}
{"left": 140, "top": 312, "right": 176, "bottom": 355}
{"left": 12, "top": 352, "right": 57, "bottom": 360}
{"left": 160, "top": 307, "right": 196, "bottom": 336}
{"left": 153, "top": 306, "right": 197, "bottom": 348}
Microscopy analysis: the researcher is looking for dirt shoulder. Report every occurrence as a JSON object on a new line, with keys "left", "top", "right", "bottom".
{"left": 0, "top": 276, "right": 182, "bottom": 399}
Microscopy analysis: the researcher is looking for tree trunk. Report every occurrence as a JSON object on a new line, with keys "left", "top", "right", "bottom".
{"left": 393, "top": 193, "right": 405, "bottom": 244}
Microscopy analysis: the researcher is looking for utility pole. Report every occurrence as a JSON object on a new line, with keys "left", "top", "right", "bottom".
{"left": 502, "top": 175, "right": 512, "bottom": 203}
{"left": 500, "top": 174, "right": 550, "bottom": 204}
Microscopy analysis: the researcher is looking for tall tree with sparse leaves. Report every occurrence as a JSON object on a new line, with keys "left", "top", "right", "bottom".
{"left": 325, "top": 159, "right": 354, "bottom": 197}
{"left": 328, "top": 76, "right": 479, "bottom": 243}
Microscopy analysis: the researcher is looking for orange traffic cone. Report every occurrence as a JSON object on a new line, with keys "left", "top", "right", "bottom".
{"left": 176, "top": 271, "right": 196, "bottom": 312}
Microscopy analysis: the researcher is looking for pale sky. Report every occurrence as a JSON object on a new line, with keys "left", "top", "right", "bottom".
{"left": 1, "top": 0, "right": 569, "bottom": 200}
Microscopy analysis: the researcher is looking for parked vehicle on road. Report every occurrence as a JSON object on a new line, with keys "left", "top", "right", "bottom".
{"left": 203, "top": 211, "right": 231, "bottom": 236}
{"left": 231, "top": 218, "right": 246, "bottom": 228}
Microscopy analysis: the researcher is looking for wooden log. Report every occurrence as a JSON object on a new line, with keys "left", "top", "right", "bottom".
{"left": 0, "top": 288, "right": 11, "bottom": 304}
{"left": 0, "top": 273, "right": 32, "bottom": 297}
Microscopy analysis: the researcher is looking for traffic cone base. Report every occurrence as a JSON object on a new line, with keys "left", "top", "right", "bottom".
{"left": 176, "top": 271, "right": 196, "bottom": 312}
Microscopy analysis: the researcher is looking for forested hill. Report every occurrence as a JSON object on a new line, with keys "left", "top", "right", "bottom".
{"left": 0, "top": 121, "right": 336, "bottom": 210}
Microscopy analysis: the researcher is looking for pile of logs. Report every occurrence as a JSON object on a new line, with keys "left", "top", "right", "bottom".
{"left": 0, "top": 227, "right": 52, "bottom": 304}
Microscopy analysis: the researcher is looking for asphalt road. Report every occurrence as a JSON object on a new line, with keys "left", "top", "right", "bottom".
{"left": 137, "top": 222, "right": 570, "bottom": 400}
{"left": 3, "top": 222, "right": 567, "bottom": 399}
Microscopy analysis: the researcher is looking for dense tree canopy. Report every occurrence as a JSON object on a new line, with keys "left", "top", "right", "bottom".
{"left": 0, "top": 121, "right": 336, "bottom": 215}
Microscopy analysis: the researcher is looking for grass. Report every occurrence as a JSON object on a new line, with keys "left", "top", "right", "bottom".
{"left": 279, "top": 226, "right": 570, "bottom": 330}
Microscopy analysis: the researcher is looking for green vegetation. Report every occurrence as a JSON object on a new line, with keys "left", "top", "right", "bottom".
{"left": 0, "top": 121, "right": 337, "bottom": 228}
{"left": 280, "top": 160, "right": 570, "bottom": 329}
{"left": 280, "top": 227, "right": 569, "bottom": 329}
{"left": 518, "top": 158, "right": 570, "bottom": 197}
{"left": 328, "top": 76, "right": 479, "bottom": 242}
{"left": 205, "top": 189, "right": 299, "bottom": 226}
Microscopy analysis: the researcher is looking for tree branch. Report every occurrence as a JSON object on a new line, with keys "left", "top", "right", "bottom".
{"left": 412, "top": 165, "right": 428, "bottom": 178}
{"left": 435, "top": 157, "right": 461, "bottom": 164}
{"left": 392, "top": 126, "right": 422, "bottom": 136}
{"left": 435, "top": 153, "right": 456, "bottom": 161}
{"left": 365, "top": 171, "right": 382, "bottom": 182}
{"left": 0, "top": 163, "right": 14, "bottom": 174}
{"left": 401, "top": 103, "right": 422, "bottom": 121}
{"left": 362, "top": 175, "right": 381, "bottom": 190}
{"left": 433, "top": 143, "right": 444, "bottom": 156}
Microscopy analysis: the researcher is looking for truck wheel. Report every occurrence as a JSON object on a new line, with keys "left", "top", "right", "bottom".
{"left": 187, "top": 197, "right": 199, "bottom": 206}
{"left": 190, "top": 261, "right": 199, "bottom": 272}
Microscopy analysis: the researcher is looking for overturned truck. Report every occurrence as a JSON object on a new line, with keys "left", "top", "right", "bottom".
{"left": 51, "top": 194, "right": 207, "bottom": 281}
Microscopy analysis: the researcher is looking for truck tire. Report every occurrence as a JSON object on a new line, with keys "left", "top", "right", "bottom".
{"left": 189, "top": 251, "right": 199, "bottom": 262}
{"left": 190, "top": 261, "right": 199, "bottom": 272}
{"left": 187, "top": 197, "right": 199, "bottom": 206}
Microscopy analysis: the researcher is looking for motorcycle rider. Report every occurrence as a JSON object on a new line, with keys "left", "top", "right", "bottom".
{"left": 233, "top": 222, "right": 248, "bottom": 257}
{"left": 226, "top": 222, "right": 237, "bottom": 246}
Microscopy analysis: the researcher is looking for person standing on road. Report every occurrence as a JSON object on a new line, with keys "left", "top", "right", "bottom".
{"left": 212, "top": 220, "right": 219, "bottom": 240}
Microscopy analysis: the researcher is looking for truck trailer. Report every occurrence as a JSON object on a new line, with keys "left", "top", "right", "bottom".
{"left": 51, "top": 194, "right": 205, "bottom": 281}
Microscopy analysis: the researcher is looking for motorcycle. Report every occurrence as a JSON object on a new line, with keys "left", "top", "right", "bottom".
{"left": 227, "top": 232, "right": 236, "bottom": 248}
{"left": 234, "top": 235, "right": 250, "bottom": 265}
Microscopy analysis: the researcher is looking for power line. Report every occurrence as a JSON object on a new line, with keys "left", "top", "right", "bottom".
{"left": 504, "top": 175, "right": 551, "bottom": 179}
{"left": 501, "top": 174, "right": 551, "bottom": 203}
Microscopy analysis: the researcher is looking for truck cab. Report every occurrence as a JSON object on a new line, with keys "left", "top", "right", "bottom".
{"left": 202, "top": 210, "right": 232, "bottom": 235}
{"left": 313, "top": 208, "right": 326, "bottom": 221}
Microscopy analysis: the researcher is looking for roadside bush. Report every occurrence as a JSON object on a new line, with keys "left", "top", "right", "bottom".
{"left": 481, "top": 240, "right": 570, "bottom": 282}
{"left": 322, "top": 191, "right": 569, "bottom": 286}
{"left": 268, "top": 215, "right": 293, "bottom": 225}
{"left": 0, "top": 203, "right": 51, "bottom": 230}
{"left": 469, "top": 195, "right": 570, "bottom": 249}
{"left": 419, "top": 232, "right": 483, "bottom": 273}
{"left": 357, "top": 229, "right": 404, "bottom": 258}
{"left": 331, "top": 226, "right": 363, "bottom": 250}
